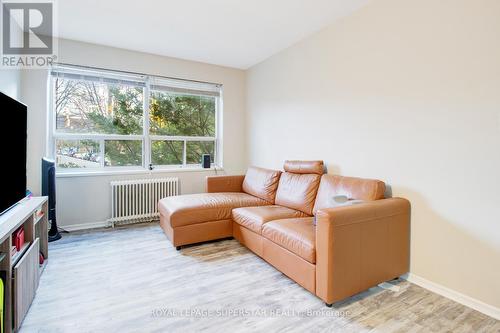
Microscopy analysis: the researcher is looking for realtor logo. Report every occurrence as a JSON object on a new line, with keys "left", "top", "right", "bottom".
{"left": 1, "top": 0, "right": 56, "bottom": 68}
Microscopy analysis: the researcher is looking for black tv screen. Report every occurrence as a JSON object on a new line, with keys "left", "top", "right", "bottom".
{"left": 0, "top": 92, "right": 27, "bottom": 215}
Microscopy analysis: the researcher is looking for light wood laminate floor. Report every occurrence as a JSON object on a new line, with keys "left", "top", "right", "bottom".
{"left": 20, "top": 223, "right": 500, "bottom": 333}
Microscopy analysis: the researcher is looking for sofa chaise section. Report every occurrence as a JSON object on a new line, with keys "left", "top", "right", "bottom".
{"left": 158, "top": 166, "right": 281, "bottom": 248}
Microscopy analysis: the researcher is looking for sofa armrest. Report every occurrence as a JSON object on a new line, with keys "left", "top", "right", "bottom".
{"left": 315, "top": 198, "right": 410, "bottom": 304}
{"left": 206, "top": 175, "right": 245, "bottom": 193}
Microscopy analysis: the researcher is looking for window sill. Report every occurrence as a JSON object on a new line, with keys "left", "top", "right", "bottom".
{"left": 56, "top": 166, "right": 223, "bottom": 178}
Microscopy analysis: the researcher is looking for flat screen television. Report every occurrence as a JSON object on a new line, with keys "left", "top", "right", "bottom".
{"left": 0, "top": 92, "right": 27, "bottom": 215}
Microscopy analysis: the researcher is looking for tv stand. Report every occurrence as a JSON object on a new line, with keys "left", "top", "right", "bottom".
{"left": 0, "top": 197, "right": 48, "bottom": 333}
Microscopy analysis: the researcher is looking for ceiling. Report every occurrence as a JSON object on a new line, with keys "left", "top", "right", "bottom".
{"left": 56, "top": 0, "right": 369, "bottom": 69}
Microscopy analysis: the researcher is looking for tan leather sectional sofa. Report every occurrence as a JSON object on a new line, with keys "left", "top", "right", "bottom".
{"left": 158, "top": 160, "right": 410, "bottom": 306}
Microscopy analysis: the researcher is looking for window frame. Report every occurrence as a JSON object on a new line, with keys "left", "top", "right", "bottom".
{"left": 48, "top": 65, "right": 222, "bottom": 175}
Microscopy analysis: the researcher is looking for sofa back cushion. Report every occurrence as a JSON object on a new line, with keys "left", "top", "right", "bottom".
{"left": 313, "top": 174, "right": 386, "bottom": 213}
{"left": 275, "top": 172, "right": 321, "bottom": 215}
{"left": 242, "top": 166, "right": 282, "bottom": 203}
{"left": 283, "top": 160, "right": 324, "bottom": 175}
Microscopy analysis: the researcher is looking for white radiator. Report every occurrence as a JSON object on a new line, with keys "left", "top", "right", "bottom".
{"left": 108, "top": 177, "right": 179, "bottom": 227}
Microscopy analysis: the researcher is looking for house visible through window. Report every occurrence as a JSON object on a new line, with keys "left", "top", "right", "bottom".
{"left": 49, "top": 65, "right": 221, "bottom": 172}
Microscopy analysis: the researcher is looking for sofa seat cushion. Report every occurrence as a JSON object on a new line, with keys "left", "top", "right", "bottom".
{"left": 262, "top": 217, "right": 316, "bottom": 264}
{"left": 232, "top": 205, "right": 308, "bottom": 234}
{"left": 159, "top": 193, "right": 269, "bottom": 228}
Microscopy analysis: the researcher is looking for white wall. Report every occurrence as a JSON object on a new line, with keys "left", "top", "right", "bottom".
{"left": 246, "top": 0, "right": 500, "bottom": 309}
{"left": 22, "top": 38, "right": 247, "bottom": 228}
{"left": 0, "top": 24, "right": 22, "bottom": 100}
{"left": 0, "top": 69, "right": 21, "bottom": 100}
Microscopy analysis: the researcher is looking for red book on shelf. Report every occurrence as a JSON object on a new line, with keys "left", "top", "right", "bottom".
{"left": 13, "top": 228, "right": 24, "bottom": 251}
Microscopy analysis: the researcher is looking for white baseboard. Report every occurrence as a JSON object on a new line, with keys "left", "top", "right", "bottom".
{"left": 402, "top": 273, "right": 500, "bottom": 320}
{"left": 60, "top": 221, "right": 109, "bottom": 232}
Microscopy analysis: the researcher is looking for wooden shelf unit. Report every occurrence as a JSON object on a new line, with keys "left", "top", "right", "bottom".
{"left": 0, "top": 197, "right": 48, "bottom": 333}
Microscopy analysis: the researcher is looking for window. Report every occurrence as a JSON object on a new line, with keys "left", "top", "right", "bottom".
{"left": 49, "top": 65, "right": 222, "bottom": 173}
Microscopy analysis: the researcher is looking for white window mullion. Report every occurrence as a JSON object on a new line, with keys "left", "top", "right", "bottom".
{"left": 100, "top": 139, "right": 105, "bottom": 168}
{"left": 149, "top": 135, "right": 215, "bottom": 141}
{"left": 182, "top": 140, "right": 187, "bottom": 167}
{"left": 53, "top": 133, "right": 143, "bottom": 141}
